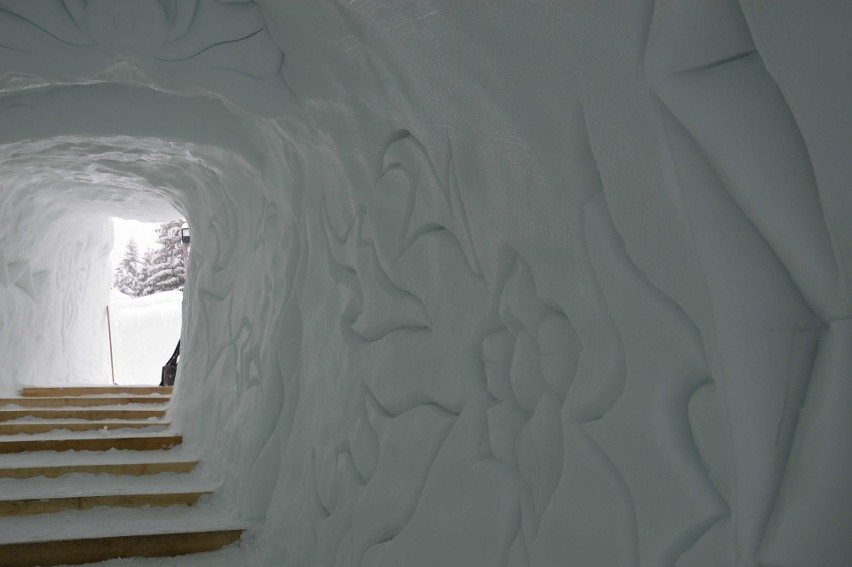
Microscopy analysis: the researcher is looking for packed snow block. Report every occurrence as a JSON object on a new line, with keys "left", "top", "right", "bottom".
{"left": 5, "top": 262, "right": 29, "bottom": 290}
{"left": 12, "top": 265, "right": 36, "bottom": 300}
{"left": 0, "top": 1, "right": 850, "bottom": 566}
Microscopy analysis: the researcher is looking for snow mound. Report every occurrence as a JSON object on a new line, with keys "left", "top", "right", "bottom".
{"left": 109, "top": 291, "right": 183, "bottom": 386}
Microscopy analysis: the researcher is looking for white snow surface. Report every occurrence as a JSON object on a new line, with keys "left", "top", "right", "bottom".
{"left": 0, "top": 2, "right": 850, "bottom": 566}
{"left": 0, "top": 499, "right": 251, "bottom": 545}
{"left": 108, "top": 289, "right": 183, "bottom": 386}
{"left": 0, "top": 448, "right": 196, "bottom": 470}
{"left": 0, "top": 471, "right": 217, "bottom": 501}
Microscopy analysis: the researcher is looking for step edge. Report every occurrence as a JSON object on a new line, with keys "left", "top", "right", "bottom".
{"left": 0, "top": 461, "right": 200, "bottom": 478}
{"left": 0, "top": 434, "right": 182, "bottom": 442}
{"left": 0, "top": 527, "right": 251, "bottom": 543}
{"left": 0, "top": 489, "right": 217, "bottom": 504}
{"left": 0, "top": 460, "right": 200, "bottom": 471}
{"left": 0, "top": 528, "right": 249, "bottom": 558}
{"left": 0, "top": 421, "right": 169, "bottom": 426}
{"left": 20, "top": 388, "right": 172, "bottom": 398}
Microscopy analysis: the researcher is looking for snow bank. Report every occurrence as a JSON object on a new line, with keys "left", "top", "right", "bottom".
{"left": 108, "top": 290, "right": 183, "bottom": 386}
{"left": 1, "top": 1, "right": 851, "bottom": 566}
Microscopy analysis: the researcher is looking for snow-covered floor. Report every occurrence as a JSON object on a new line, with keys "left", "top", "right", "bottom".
{"left": 0, "top": 456, "right": 248, "bottom": 565}
{"left": 0, "top": 471, "right": 217, "bottom": 501}
{"left": 0, "top": 448, "right": 197, "bottom": 469}
{"left": 60, "top": 537, "right": 257, "bottom": 567}
{"left": 0, "top": 416, "right": 165, "bottom": 424}
{"left": 7, "top": 394, "right": 171, "bottom": 398}
{"left": 0, "top": 498, "right": 252, "bottom": 545}
{"left": 0, "top": 423, "right": 170, "bottom": 437}
{"left": 0, "top": 429, "right": 176, "bottom": 442}
{"left": 0, "top": 414, "right": 253, "bottom": 567}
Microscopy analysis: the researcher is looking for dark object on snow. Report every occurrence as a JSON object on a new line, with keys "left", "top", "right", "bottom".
{"left": 161, "top": 365, "right": 176, "bottom": 387}
{"left": 161, "top": 341, "right": 180, "bottom": 387}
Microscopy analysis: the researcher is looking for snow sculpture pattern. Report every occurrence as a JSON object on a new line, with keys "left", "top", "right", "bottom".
{"left": 646, "top": 1, "right": 850, "bottom": 565}
{"left": 483, "top": 250, "right": 626, "bottom": 565}
{"left": 1, "top": 1, "right": 850, "bottom": 566}
{"left": 57, "top": 241, "right": 86, "bottom": 352}
{"left": 0, "top": 255, "right": 48, "bottom": 300}
{"left": 175, "top": 143, "right": 304, "bottom": 523}
{"left": 0, "top": 0, "right": 295, "bottom": 116}
{"left": 308, "top": 127, "right": 728, "bottom": 566}
{"left": 578, "top": 187, "right": 728, "bottom": 567}
{"left": 312, "top": 131, "right": 489, "bottom": 565}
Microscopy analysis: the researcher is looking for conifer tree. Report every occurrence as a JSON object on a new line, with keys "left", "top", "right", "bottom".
{"left": 112, "top": 238, "right": 142, "bottom": 296}
{"left": 138, "top": 248, "right": 155, "bottom": 296}
{"left": 140, "top": 219, "right": 186, "bottom": 295}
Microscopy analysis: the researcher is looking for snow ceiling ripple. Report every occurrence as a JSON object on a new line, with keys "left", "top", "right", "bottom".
{"left": 0, "top": 136, "right": 199, "bottom": 220}
{"left": 2, "top": 1, "right": 852, "bottom": 566}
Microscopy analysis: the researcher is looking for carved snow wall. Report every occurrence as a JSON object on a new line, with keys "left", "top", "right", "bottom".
{"left": 0, "top": 1, "right": 850, "bottom": 566}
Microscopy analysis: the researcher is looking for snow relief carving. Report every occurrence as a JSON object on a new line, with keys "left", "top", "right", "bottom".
{"left": 645, "top": 1, "right": 848, "bottom": 565}
{"left": 0, "top": 0, "right": 295, "bottom": 116}
{"left": 0, "top": 252, "right": 48, "bottom": 300}
{"left": 483, "top": 250, "right": 624, "bottom": 565}
{"left": 309, "top": 130, "right": 502, "bottom": 565}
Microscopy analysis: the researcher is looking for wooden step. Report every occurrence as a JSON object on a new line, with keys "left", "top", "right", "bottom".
{"left": 0, "top": 490, "right": 211, "bottom": 517}
{"left": 21, "top": 386, "right": 171, "bottom": 397}
{"left": 0, "top": 529, "right": 244, "bottom": 567}
{"left": 0, "top": 397, "right": 169, "bottom": 408}
{"left": 0, "top": 435, "right": 182, "bottom": 454}
{"left": 0, "top": 421, "right": 168, "bottom": 435}
{"left": 0, "top": 460, "right": 199, "bottom": 479}
{"left": 0, "top": 408, "right": 166, "bottom": 422}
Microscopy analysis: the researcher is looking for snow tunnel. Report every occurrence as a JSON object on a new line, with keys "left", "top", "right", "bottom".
{"left": 1, "top": 1, "right": 851, "bottom": 566}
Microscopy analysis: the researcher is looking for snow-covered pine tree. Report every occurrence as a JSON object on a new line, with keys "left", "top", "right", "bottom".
{"left": 112, "top": 238, "right": 142, "bottom": 296}
{"left": 138, "top": 248, "right": 155, "bottom": 296}
{"left": 140, "top": 219, "right": 186, "bottom": 295}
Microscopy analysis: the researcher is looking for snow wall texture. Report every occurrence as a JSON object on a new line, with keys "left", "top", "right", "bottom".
{"left": 1, "top": 1, "right": 851, "bottom": 566}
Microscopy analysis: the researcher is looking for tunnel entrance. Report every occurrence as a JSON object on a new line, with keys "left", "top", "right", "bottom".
{"left": 0, "top": 82, "right": 273, "bottom": 396}
{"left": 107, "top": 217, "right": 187, "bottom": 387}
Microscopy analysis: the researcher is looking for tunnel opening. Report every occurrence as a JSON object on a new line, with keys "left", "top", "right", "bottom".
{"left": 0, "top": 167, "right": 189, "bottom": 394}
{"left": 0, "top": 81, "right": 290, "bottom": 401}
{"left": 107, "top": 215, "right": 188, "bottom": 387}
{"left": 0, "top": 80, "right": 304, "bottom": 534}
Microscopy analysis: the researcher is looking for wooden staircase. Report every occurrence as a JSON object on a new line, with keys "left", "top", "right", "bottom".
{"left": 0, "top": 386, "right": 248, "bottom": 566}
